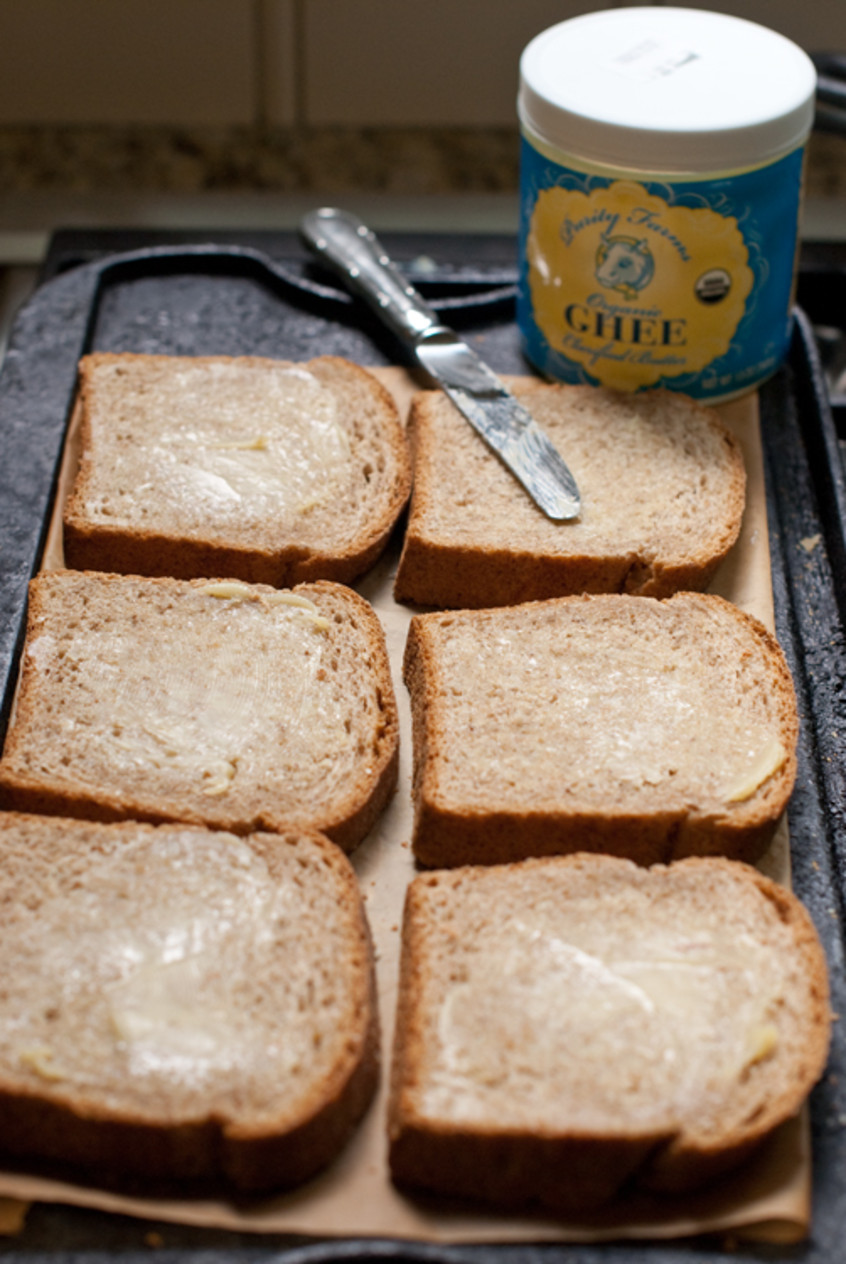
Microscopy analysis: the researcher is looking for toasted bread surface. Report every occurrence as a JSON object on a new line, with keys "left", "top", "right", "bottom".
{"left": 0, "top": 812, "right": 378, "bottom": 1190}
{"left": 64, "top": 353, "right": 411, "bottom": 586}
{"left": 0, "top": 571, "right": 398, "bottom": 851}
{"left": 389, "top": 853, "right": 830, "bottom": 1212}
{"left": 404, "top": 592, "right": 797, "bottom": 867}
{"left": 394, "top": 383, "right": 745, "bottom": 609}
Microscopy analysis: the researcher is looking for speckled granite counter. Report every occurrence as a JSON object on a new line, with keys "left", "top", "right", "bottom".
{"left": 2, "top": 124, "right": 846, "bottom": 195}
{"left": 0, "top": 126, "right": 521, "bottom": 195}
{"left": 1, "top": 124, "right": 845, "bottom": 198}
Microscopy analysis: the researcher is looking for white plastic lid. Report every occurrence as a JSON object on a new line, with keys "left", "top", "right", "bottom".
{"left": 519, "top": 7, "right": 817, "bottom": 173}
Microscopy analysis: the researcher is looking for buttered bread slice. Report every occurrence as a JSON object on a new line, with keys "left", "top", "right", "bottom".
{"left": 64, "top": 353, "right": 411, "bottom": 586}
{"left": 0, "top": 813, "right": 378, "bottom": 1190}
{"left": 394, "top": 382, "right": 745, "bottom": 609}
{"left": 0, "top": 571, "right": 398, "bottom": 850}
{"left": 404, "top": 592, "right": 797, "bottom": 867}
{"left": 389, "top": 854, "right": 830, "bottom": 1212}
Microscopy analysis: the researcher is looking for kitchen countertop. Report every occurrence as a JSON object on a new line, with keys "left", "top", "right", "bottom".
{"left": 1, "top": 124, "right": 843, "bottom": 199}
{"left": 0, "top": 124, "right": 844, "bottom": 265}
{"left": 0, "top": 125, "right": 522, "bottom": 196}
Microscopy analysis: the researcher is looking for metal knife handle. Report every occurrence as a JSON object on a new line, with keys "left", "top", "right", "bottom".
{"left": 300, "top": 207, "right": 444, "bottom": 347}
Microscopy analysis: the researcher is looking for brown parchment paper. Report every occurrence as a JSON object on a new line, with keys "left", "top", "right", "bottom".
{"left": 0, "top": 372, "right": 811, "bottom": 1245}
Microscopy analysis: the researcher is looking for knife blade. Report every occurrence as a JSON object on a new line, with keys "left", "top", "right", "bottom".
{"left": 299, "top": 207, "right": 581, "bottom": 521}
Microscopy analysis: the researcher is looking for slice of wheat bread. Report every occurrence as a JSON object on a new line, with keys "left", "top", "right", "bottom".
{"left": 0, "top": 811, "right": 378, "bottom": 1191}
{"left": 63, "top": 353, "right": 411, "bottom": 586}
{"left": 388, "top": 853, "right": 830, "bottom": 1213}
{"left": 404, "top": 592, "right": 797, "bottom": 868}
{"left": 394, "top": 382, "right": 745, "bottom": 609}
{"left": 0, "top": 570, "right": 398, "bottom": 851}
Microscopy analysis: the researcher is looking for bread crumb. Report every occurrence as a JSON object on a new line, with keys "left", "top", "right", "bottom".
{"left": 800, "top": 534, "right": 821, "bottom": 553}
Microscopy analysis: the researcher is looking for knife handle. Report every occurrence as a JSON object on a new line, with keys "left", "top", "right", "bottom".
{"left": 300, "top": 207, "right": 444, "bottom": 348}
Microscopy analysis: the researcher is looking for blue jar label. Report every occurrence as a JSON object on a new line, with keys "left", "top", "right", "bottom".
{"left": 517, "top": 137, "right": 804, "bottom": 400}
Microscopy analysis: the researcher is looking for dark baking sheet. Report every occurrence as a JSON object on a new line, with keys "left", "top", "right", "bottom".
{"left": 0, "top": 231, "right": 845, "bottom": 1261}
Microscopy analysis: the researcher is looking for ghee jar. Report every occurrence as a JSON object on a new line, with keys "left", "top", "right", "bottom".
{"left": 517, "top": 7, "right": 817, "bottom": 401}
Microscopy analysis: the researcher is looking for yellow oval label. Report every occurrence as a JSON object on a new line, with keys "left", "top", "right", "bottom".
{"left": 527, "top": 180, "right": 755, "bottom": 391}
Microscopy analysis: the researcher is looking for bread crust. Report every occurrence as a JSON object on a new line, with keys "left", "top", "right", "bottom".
{"left": 0, "top": 572, "right": 399, "bottom": 853}
{"left": 394, "top": 383, "right": 746, "bottom": 609}
{"left": 404, "top": 592, "right": 798, "bottom": 868}
{"left": 0, "top": 814, "right": 379, "bottom": 1191}
{"left": 64, "top": 353, "right": 412, "bottom": 587}
{"left": 388, "top": 854, "right": 830, "bottom": 1213}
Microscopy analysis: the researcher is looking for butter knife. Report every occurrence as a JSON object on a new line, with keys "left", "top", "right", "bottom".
{"left": 300, "top": 207, "right": 581, "bottom": 520}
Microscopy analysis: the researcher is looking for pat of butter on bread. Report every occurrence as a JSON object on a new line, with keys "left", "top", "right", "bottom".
{"left": 200, "top": 582, "right": 331, "bottom": 629}
{"left": 724, "top": 738, "right": 787, "bottom": 803}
